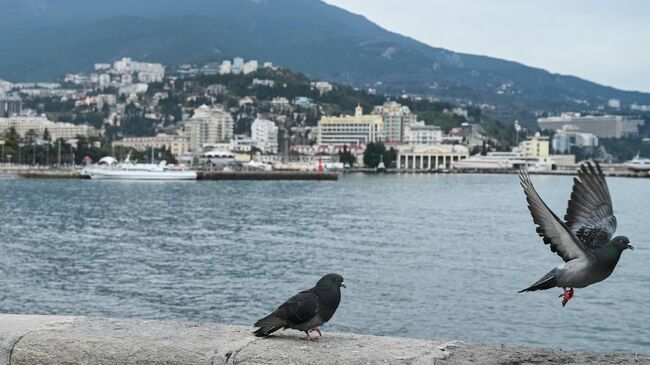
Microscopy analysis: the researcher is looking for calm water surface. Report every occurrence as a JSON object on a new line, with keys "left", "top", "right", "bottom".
{"left": 0, "top": 174, "right": 648, "bottom": 353}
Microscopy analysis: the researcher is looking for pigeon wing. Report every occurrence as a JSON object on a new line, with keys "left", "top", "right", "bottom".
{"left": 564, "top": 161, "right": 617, "bottom": 251}
{"left": 520, "top": 168, "right": 592, "bottom": 262}
{"left": 270, "top": 290, "right": 320, "bottom": 326}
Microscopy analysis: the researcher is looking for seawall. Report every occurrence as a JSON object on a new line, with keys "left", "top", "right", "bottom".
{"left": 0, "top": 314, "right": 647, "bottom": 365}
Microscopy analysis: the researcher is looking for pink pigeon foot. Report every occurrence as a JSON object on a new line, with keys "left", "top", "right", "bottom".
{"left": 559, "top": 288, "right": 574, "bottom": 307}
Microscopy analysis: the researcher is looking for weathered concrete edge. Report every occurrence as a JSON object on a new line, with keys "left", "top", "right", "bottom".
{"left": 0, "top": 314, "right": 76, "bottom": 365}
{"left": 1, "top": 314, "right": 649, "bottom": 365}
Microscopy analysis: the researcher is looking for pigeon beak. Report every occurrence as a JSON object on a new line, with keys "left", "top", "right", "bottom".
{"left": 340, "top": 282, "right": 346, "bottom": 288}
{"left": 626, "top": 244, "right": 634, "bottom": 251}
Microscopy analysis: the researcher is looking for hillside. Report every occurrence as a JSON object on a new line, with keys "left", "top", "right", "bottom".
{"left": 2, "top": 0, "right": 650, "bottom": 115}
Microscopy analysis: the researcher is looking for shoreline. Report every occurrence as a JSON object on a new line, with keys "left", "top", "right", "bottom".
{"left": 1, "top": 314, "right": 647, "bottom": 365}
{"left": 1, "top": 168, "right": 649, "bottom": 180}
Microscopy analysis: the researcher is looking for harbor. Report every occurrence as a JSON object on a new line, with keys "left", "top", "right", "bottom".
{"left": 1, "top": 173, "right": 648, "bottom": 354}
{"left": 5, "top": 163, "right": 650, "bottom": 180}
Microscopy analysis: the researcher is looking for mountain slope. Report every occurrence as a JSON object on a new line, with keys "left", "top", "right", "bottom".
{"left": 1, "top": 0, "right": 649, "bottom": 112}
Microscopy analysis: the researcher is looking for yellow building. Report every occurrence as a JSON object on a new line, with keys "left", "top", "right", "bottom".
{"left": 520, "top": 134, "right": 549, "bottom": 158}
{"left": 317, "top": 105, "right": 383, "bottom": 146}
{"left": 113, "top": 134, "right": 189, "bottom": 158}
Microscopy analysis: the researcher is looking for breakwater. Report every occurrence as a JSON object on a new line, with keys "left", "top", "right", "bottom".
{"left": 197, "top": 170, "right": 338, "bottom": 181}
{"left": 0, "top": 315, "right": 647, "bottom": 365}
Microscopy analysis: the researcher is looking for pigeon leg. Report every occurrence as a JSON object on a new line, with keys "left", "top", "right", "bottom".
{"left": 309, "top": 328, "right": 322, "bottom": 336}
{"left": 304, "top": 331, "right": 318, "bottom": 341}
{"left": 559, "top": 288, "right": 575, "bottom": 307}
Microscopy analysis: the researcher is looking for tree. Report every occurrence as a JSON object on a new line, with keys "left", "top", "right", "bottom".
{"left": 42, "top": 128, "right": 51, "bottom": 142}
{"left": 25, "top": 129, "right": 37, "bottom": 145}
{"left": 364, "top": 142, "right": 397, "bottom": 168}
{"left": 384, "top": 147, "right": 397, "bottom": 168}
{"left": 338, "top": 145, "right": 356, "bottom": 167}
{"left": 363, "top": 142, "right": 385, "bottom": 168}
{"left": 42, "top": 128, "right": 52, "bottom": 165}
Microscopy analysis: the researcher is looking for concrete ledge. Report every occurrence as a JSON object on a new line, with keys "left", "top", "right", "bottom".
{"left": 1, "top": 314, "right": 648, "bottom": 365}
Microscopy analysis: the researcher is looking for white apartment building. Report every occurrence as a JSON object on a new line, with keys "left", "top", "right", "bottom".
{"left": 112, "top": 134, "right": 189, "bottom": 158}
{"left": 403, "top": 121, "right": 442, "bottom": 145}
{"left": 119, "top": 83, "right": 148, "bottom": 96}
{"left": 251, "top": 118, "right": 279, "bottom": 154}
{"left": 311, "top": 81, "right": 333, "bottom": 94}
{"left": 537, "top": 113, "right": 643, "bottom": 138}
{"left": 317, "top": 105, "right": 383, "bottom": 146}
{"left": 184, "top": 105, "right": 234, "bottom": 151}
{"left": 219, "top": 60, "right": 232, "bottom": 75}
{"left": 0, "top": 116, "right": 98, "bottom": 140}
{"left": 1, "top": 96, "right": 21, "bottom": 117}
{"left": 552, "top": 126, "right": 599, "bottom": 154}
{"left": 232, "top": 58, "right": 244, "bottom": 74}
{"left": 243, "top": 60, "right": 258, "bottom": 74}
{"left": 372, "top": 101, "right": 417, "bottom": 143}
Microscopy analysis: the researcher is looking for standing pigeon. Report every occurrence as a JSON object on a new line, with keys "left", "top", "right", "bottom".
{"left": 519, "top": 161, "right": 633, "bottom": 306}
{"left": 253, "top": 273, "right": 345, "bottom": 340}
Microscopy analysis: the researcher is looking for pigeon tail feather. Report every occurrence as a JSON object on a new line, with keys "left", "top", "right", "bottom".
{"left": 254, "top": 314, "right": 287, "bottom": 328}
{"left": 519, "top": 268, "right": 558, "bottom": 292}
{"left": 253, "top": 325, "right": 283, "bottom": 337}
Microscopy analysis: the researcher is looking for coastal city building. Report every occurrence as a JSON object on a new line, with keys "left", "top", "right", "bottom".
{"left": 607, "top": 99, "right": 621, "bottom": 109}
{"left": 112, "top": 134, "right": 190, "bottom": 158}
{"left": 232, "top": 58, "right": 245, "bottom": 74}
{"left": 552, "top": 126, "right": 599, "bottom": 154}
{"left": 519, "top": 133, "right": 549, "bottom": 158}
{"left": 242, "top": 60, "right": 259, "bottom": 74}
{"left": 184, "top": 105, "right": 234, "bottom": 151}
{"left": 251, "top": 118, "right": 279, "bottom": 154}
{"left": 0, "top": 116, "right": 98, "bottom": 140}
{"left": 403, "top": 121, "right": 442, "bottom": 145}
{"left": 219, "top": 60, "right": 232, "bottom": 75}
{"left": 119, "top": 83, "right": 148, "bottom": 96}
{"left": 396, "top": 144, "right": 469, "bottom": 170}
{"left": 111, "top": 57, "right": 165, "bottom": 83}
{"left": 317, "top": 105, "right": 383, "bottom": 146}
{"left": 537, "top": 113, "right": 643, "bottom": 138}
{"left": 372, "top": 101, "right": 417, "bottom": 143}
{"left": 0, "top": 96, "right": 22, "bottom": 117}
{"left": 0, "top": 79, "right": 13, "bottom": 93}
{"left": 311, "top": 81, "right": 333, "bottom": 94}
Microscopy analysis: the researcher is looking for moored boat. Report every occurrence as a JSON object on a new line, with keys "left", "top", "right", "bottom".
{"left": 81, "top": 156, "right": 197, "bottom": 180}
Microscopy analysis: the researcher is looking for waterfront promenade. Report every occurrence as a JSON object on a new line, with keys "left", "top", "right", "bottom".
{"left": 1, "top": 314, "right": 647, "bottom": 365}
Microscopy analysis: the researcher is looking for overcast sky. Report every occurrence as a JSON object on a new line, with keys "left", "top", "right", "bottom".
{"left": 325, "top": 0, "right": 650, "bottom": 93}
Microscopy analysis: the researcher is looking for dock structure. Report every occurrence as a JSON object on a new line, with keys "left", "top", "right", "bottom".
{"left": 197, "top": 170, "right": 338, "bottom": 181}
{"left": 0, "top": 314, "right": 647, "bottom": 365}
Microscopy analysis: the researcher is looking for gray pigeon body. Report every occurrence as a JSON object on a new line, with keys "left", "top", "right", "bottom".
{"left": 519, "top": 162, "right": 633, "bottom": 306}
{"left": 253, "top": 273, "right": 345, "bottom": 339}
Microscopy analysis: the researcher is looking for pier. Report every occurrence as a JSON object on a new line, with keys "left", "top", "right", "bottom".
{"left": 0, "top": 315, "right": 646, "bottom": 365}
{"left": 197, "top": 170, "right": 339, "bottom": 181}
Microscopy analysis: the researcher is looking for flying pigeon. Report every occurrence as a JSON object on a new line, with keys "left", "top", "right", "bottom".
{"left": 519, "top": 161, "right": 633, "bottom": 306}
{"left": 253, "top": 273, "right": 345, "bottom": 340}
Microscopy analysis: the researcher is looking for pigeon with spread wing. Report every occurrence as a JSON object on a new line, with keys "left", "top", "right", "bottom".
{"left": 519, "top": 161, "right": 633, "bottom": 306}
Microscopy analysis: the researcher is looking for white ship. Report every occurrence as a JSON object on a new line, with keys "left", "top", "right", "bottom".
{"left": 81, "top": 156, "right": 197, "bottom": 180}
{"left": 624, "top": 155, "right": 650, "bottom": 172}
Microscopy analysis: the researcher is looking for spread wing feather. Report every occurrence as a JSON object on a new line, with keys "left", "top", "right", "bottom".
{"left": 520, "top": 168, "right": 591, "bottom": 262}
{"left": 564, "top": 161, "right": 617, "bottom": 251}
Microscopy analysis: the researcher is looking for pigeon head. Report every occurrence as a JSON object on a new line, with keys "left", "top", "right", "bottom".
{"left": 317, "top": 273, "right": 346, "bottom": 289}
{"left": 611, "top": 236, "right": 634, "bottom": 251}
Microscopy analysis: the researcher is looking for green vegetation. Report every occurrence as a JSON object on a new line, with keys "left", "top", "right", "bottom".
{"left": 338, "top": 146, "right": 356, "bottom": 167}
{"left": 363, "top": 143, "right": 396, "bottom": 168}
